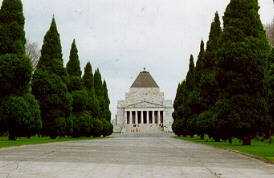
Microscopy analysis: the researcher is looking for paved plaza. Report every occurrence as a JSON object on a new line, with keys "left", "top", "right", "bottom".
{"left": 0, "top": 137, "right": 273, "bottom": 178}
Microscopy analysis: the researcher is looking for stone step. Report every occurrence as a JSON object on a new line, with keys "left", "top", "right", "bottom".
{"left": 111, "top": 132, "right": 175, "bottom": 137}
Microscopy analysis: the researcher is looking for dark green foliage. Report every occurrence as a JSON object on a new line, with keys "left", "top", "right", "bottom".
{"left": 102, "top": 81, "right": 111, "bottom": 121}
{"left": 101, "top": 119, "right": 113, "bottom": 137}
{"left": 22, "top": 94, "right": 42, "bottom": 136}
{"left": 94, "top": 69, "right": 103, "bottom": 97}
{"left": 71, "top": 112, "right": 91, "bottom": 137}
{"left": 32, "top": 70, "right": 72, "bottom": 138}
{"left": 67, "top": 76, "right": 83, "bottom": 92}
{"left": 0, "top": 0, "right": 41, "bottom": 140}
{"left": 65, "top": 115, "right": 73, "bottom": 136}
{"left": 172, "top": 118, "right": 185, "bottom": 136}
{"left": 0, "top": 54, "right": 32, "bottom": 96}
{"left": 0, "top": 0, "right": 26, "bottom": 55}
{"left": 197, "top": 13, "right": 221, "bottom": 108}
{"left": 173, "top": 0, "right": 272, "bottom": 145}
{"left": 191, "top": 13, "right": 222, "bottom": 138}
{"left": 32, "top": 18, "right": 72, "bottom": 139}
{"left": 92, "top": 118, "right": 103, "bottom": 137}
{"left": 82, "top": 62, "right": 100, "bottom": 117}
{"left": 185, "top": 55, "right": 195, "bottom": 91}
{"left": 36, "top": 17, "right": 66, "bottom": 77}
{"left": 195, "top": 41, "right": 205, "bottom": 71}
{"left": 54, "top": 117, "right": 67, "bottom": 137}
{"left": 93, "top": 71, "right": 112, "bottom": 133}
{"left": 66, "top": 39, "right": 81, "bottom": 77}
{"left": 65, "top": 40, "right": 93, "bottom": 137}
{"left": 265, "top": 49, "right": 274, "bottom": 135}
{"left": 184, "top": 51, "right": 203, "bottom": 136}
{"left": 86, "top": 92, "right": 100, "bottom": 118}
{"left": 204, "top": 12, "right": 222, "bottom": 69}
{"left": 0, "top": 95, "right": 42, "bottom": 140}
{"left": 66, "top": 44, "right": 83, "bottom": 92}
{"left": 69, "top": 61, "right": 113, "bottom": 137}
{"left": 172, "top": 55, "right": 198, "bottom": 136}
{"left": 215, "top": 0, "right": 271, "bottom": 144}
{"left": 71, "top": 90, "right": 89, "bottom": 113}
{"left": 82, "top": 62, "right": 94, "bottom": 90}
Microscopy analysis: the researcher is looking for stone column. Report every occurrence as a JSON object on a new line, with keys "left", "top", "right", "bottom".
{"left": 124, "top": 110, "right": 127, "bottom": 125}
{"left": 130, "top": 111, "right": 132, "bottom": 125}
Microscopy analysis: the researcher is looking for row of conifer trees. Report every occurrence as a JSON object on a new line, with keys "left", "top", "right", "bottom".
{"left": 0, "top": 0, "right": 113, "bottom": 140}
{"left": 172, "top": 0, "right": 273, "bottom": 145}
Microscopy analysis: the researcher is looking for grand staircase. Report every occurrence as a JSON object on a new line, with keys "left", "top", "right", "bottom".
{"left": 124, "top": 124, "right": 164, "bottom": 133}
{"left": 111, "top": 132, "right": 175, "bottom": 137}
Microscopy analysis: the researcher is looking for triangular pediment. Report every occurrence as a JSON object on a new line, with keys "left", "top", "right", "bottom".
{"left": 126, "top": 101, "right": 164, "bottom": 108}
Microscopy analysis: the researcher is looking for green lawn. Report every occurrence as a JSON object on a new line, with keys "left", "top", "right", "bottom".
{"left": 175, "top": 136, "right": 274, "bottom": 163}
{"left": 0, "top": 136, "right": 104, "bottom": 149}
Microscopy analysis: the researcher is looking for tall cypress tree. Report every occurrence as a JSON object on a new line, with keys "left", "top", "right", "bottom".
{"left": 83, "top": 62, "right": 94, "bottom": 90}
{"left": 102, "top": 81, "right": 111, "bottom": 121}
{"left": 198, "top": 16, "right": 221, "bottom": 105}
{"left": 172, "top": 55, "right": 197, "bottom": 136}
{"left": 215, "top": 0, "right": 271, "bottom": 145}
{"left": 67, "top": 39, "right": 81, "bottom": 77}
{"left": 185, "top": 55, "right": 195, "bottom": 91}
{"left": 94, "top": 68, "right": 103, "bottom": 97}
{"left": 82, "top": 62, "right": 99, "bottom": 118}
{"left": 94, "top": 68, "right": 104, "bottom": 117}
{"left": 185, "top": 55, "right": 197, "bottom": 136}
{"left": 173, "top": 82, "right": 182, "bottom": 116}
{"left": 0, "top": 0, "right": 29, "bottom": 96}
{"left": 36, "top": 17, "right": 66, "bottom": 77}
{"left": 194, "top": 14, "right": 222, "bottom": 139}
{"left": 204, "top": 12, "right": 222, "bottom": 69}
{"left": 0, "top": 0, "right": 25, "bottom": 55}
{"left": 0, "top": 0, "right": 41, "bottom": 140}
{"left": 186, "top": 44, "right": 205, "bottom": 137}
{"left": 32, "top": 18, "right": 72, "bottom": 139}
{"left": 66, "top": 39, "right": 83, "bottom": 91}
{"left": 65, "top": 41, "right": 92, "bottom": 137}
{"left": 265, "top": 49, "right": 274, "bottom": 136}
{"left": 195, "top": 40, "right": 205, "bottom": 71}
{"left": 172, "top": 81, "right": 186, "bottom": 136}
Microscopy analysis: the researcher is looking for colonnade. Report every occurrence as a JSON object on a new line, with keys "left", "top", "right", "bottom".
{"left": 125, "top": 110, "right": 163, "bottom": 125}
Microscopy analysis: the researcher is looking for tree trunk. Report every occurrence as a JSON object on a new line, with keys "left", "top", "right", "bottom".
{"left": 242, "top": 138, "right": 251, "bottom": 145}
{"left": 228, "top": 138, "right": 232, "bottom": 144}
{"left": 200, "top": 134, "right": 205, "bottom": 140}
{"left": 214, "top": 137, "right": 220, "bottom": 142}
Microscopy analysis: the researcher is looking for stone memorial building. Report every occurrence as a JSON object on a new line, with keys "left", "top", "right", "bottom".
{"left": 114, "top": 70, "right": 173, "bottom": 133}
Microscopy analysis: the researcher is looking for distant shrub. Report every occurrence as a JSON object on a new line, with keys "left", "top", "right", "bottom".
{"left": 0, "top": 94, "right": 42, "bottom": 140}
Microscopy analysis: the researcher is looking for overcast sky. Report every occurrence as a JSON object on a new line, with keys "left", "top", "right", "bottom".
{"left": 3, "top": 0, "right": 273, "bottom": 117}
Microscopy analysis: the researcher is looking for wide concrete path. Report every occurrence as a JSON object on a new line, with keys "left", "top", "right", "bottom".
{"left": 0, "top": 137, "right": 273, "bottom": 178}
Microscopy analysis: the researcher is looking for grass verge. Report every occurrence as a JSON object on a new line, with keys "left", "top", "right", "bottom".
{"left": 174, "top": 136, "right": 274, "bottom": 163}
{"left": 0, "top": 136, "right": 105, "bottom": 149}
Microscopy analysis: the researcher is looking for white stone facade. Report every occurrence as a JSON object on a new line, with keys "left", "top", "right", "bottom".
{"left": 114, "top": 72, "right": 173, "bottom": 133}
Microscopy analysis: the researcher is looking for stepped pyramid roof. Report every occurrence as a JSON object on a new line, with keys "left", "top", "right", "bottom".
{"left": 131, "top": 71, "right": 159, "bottom": 88}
